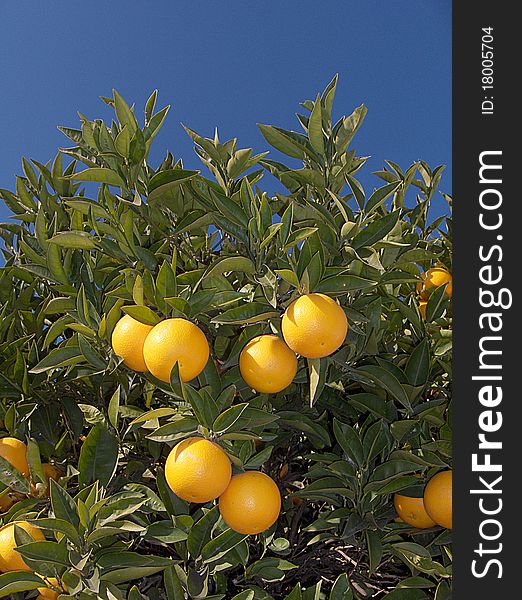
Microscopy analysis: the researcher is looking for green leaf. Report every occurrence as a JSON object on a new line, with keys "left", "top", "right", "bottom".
{"left": 148, "top": 169, "right": 199, "bottom": 203}
{"left": 384, "top": 590, "right": 428, "bottom": 600}
{"left": 115, "top": 125, "right": 131, "bottom": 157}
{"left": 365, "top": 181, "right": 402, "bottom": 214}
{"left": 232, "top": 592, "right": 255, "bottom": 600}
{"left": 113, "top": 90, "right": 138, "bottom": 135}
{"left": 352, "top": 211, "right": 400, "bottom": 249}
{"left": 332, "top": 419, "right": 363, "bottom": 467}
{"left": 335, "top": 104, "right": 367, "bottom": 153}
{"left": 28, "top": 517, "right": 82, "bottom": 547}
{"left": 122, "top": 304, "right": 161, "bottom": 325}
{"left": 202, "top": 256, "right": 255, "bottom": 282}
{"left": 164, "top": 566, "right": 185, "bottom": 600}
{"left": 425, "top": 284, "right": 449, "bottom": 322}
{"left": 285, "top": 584, "right": 303, "bottom": 600}
{"left": 258, "top": 124, "right": 304, "bottom": 159}
{"left": 308, "top": 95, "right": 325, "bottom": 155}
{"left": 26, "top": 438, "right": 45, "bottom": 485}
{"left": 366, "top": 530, "right": 383, "bottom": 574}
{"left": 315, "top": 275, "right": 377, "bottom": 295}
{"left": 0, "top": 455, "right": 31, "bottom": 494}
{"left": 345, "top": 174, "right": 366, "bottom": 209}
{"left": 108, "top": 386, "right": 122, "bottom": 429}
{"left": 201, "top": 528, "right": 248, "bottom": 563}
{"left": 329, "top": 574, "right": 352, "bottom": 600}
{"left": 78, "top": 424, "right": 119, "bottom": 488}
{"left": 49, "top": 479, "right": 80, "bottom": 528}
{"left": 0, "top": 572, "right": 43, "bottom": 597}
{"left": 211, "top": 303, "right": 279, "bottom": 325}
{"left": 182, "top": 384, "right": 218, "bottom": 429}
{"left": 308, "top": 358, "right": 324, "bottom": 407}
{"left": 356, "top": 365, "right": 411, "bottom": 410}
{"left": 405, "top": 339, "right": 430, "bottom": 386}
{"left": 17, "top": 540, "right": 69, "bottom": 569}
{"left": 187, "top": 506, "right": 221, "bottom": 558}
{"left": 213, "top": 403, "right": 249, "bottom": 434}
{"left": 48, "top": 231, "right": 96, "bottom": 249}
{"left": 69, "top": 167, "right": 124, "bottom": 187}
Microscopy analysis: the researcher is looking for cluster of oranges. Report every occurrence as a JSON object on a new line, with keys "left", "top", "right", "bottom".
{"left": 112, "top": 292, "right": 348, "bottom": 393}
{"left": 394, "top": 470, "right": 452, "bottom": 530}
{"left": 164, "top": 437, "right": 281, "bottom": 535}
{"left": 111, "top": 293, "right": 348, "bottom": 533}
{"left": 0, "top": 437, "right": 61, "bottom": 512}
{"left": 0, "top": 439, "right": 66, "bottom": 598}
{"left": 417, "top": 266, "right": 452, "bottom": 320}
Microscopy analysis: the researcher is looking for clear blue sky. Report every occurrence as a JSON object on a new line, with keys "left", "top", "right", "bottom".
{"left": 0, "top": 1, "right": 451, "bottom": 220}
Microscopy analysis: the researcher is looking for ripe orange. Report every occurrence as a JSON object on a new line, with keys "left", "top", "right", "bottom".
{"left": 394, "top": 494, "right": 436, "bottom": 529}
{"left": 423, "top": 470, "right": 452, "bottom": 529}
{"left": 417, "top": 267, "right": 452, "bottom": 300}
{"left": 111, "top": 314, "right": 153, "bottom": 372}
{"left": 0, "top": 437, "right": 29, "bottom": 477}
{"left": 143, "top": 318, "right": 209, "bottom": 382}
{"left": 0, "top": 521, "right": 45, "bottom": 572}
{"left": 165, "top": 437, "right": 231, "bottom": 503}
{"left": 281, "top": 293, "right": 348, "bottom": 358}
{"left": 285, "top": 487, "right": 303, "bottom": 508}
{"left": 0, "top": 490, "right": 15, "bottom": 513}
{"left": 219, "top": 471, "right": 281, "bottom": 535}
{"left": 32, "top": 463, "right": 63, "bottom": 497}
{"left": 239, "top": 335, "right": 297, "bottom": 393}
{"left": 37, "top": 578, "right": 67, "bottom": 600}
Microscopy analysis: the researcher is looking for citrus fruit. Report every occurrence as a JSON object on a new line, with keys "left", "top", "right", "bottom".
{"left": 0, "top": 437, "right": 29, "bottom": 476}
{"left": 0, "top": 490, "right": 15, "bottom": 513}
{"left": 219, "top": 471, "right": 281, "bottom": 535}
{"left": 111, "top": 314, "right": 153, "bottom": 372}
{"left": 0, "top": 521, "right": 45, "bottom": 572}
{"left": 423, "top": 470, "right": 452, "bottom": 529}
{"left": 37, "top": 578, "right": 67, "bottom": 600}
{"left": 394, "top": 494, "right": 436, "bottom": 529}
{"left": 286, "top": 488, "right": 303, "bottom": 508}
{"left": 42, "top": 463, "right": 62, "bottom": 483}
{"left": 281, "top": 293, "right": 348, "bottom": 358}
{"left": 32, "top": 463, "right": 63, "bottom": 497}
{"left": 143, "top": 318, "right": 209, "bottom": 382}
{"left": 165, "top": 437, "right": 231, "bottom": 503}
{"left": 417, "top": 267, "right": 452, "bottom": 300}
{"left": 239, "top": 335, "right": 297, "bottom": 393}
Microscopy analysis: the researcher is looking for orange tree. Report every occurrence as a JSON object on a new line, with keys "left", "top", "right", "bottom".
{"left": 0, "top": 77, "right": 452, "bottom": 599}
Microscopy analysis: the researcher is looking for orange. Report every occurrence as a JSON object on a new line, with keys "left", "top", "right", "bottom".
{"left": 0, "top": 521, "right": 45, "bottom": 572}
{"left": 42, "top": 463, "right": 63, "bottom": 484}
{"left": 279, "top": 463, "right": 289, "bottom": 479}
{"left": 165, "top": 437, "right": 231, "bottom": 503}
{"left": 419, "top": 300, "right": 427, "bottom": 320}
{"left": 394, "top": 494, "right": 436, "bottom": 529}
{"left": 111, "top": 314, "right": 153, "bottom": 372}
{"left": 423, "top": 470, "right": 452, "bottom": 529}
{"left": 286, "top": 488, "right": 303, "bottom": 508}
{"left": 281, "top": 293, "right": 348, "bottom": 358}
{"left": 219, "top": 471, "right": 281, "bottom": 535}
{"left": 143, "top": 318, "right": 209, "bottom": 383}
{"left": 37, "top": 577, "right": 67, "bottom": 599}
{"left": 417, "top": 267, "right": 452, "bottom": 300}
{"left": 239, "top": 335, "right": 297, "bottom": 393}
{"left": 0, "top": 437, "right": 29, "bottom": 477}
{"left": 32, "top": 463, "right": 63, "bottom": 497}
{"left": 0, "top": 490, "right": 15, "bottom": 513}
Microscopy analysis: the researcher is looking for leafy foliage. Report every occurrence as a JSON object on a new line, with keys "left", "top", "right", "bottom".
{"left": 0, "top": 77, "right": 452, "bottom": 599}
